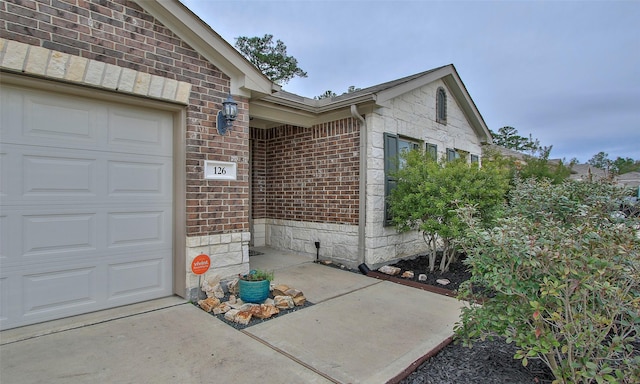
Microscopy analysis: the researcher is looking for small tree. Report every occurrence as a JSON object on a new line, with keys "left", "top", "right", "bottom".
{"left": 490, "top": 126, "right": 540, "bottom": 153}
{"left": 388, "top": 150, "right": 509, "bottom": 272}
{"left": 456, "top": 178, "right": 640, "bottom": 384}
{"left": 588, "top": 151, "right": 612, "bottom": 171}
{"left": 235, "top": 34, "right": 307, "bottom": 85}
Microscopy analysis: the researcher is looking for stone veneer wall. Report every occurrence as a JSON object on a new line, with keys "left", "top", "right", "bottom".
{"left": 266, "top": 219, "right": 359, "bottom": 265}
{"left": 185, "top": 232, "right": 250, "bottom": 299}
{"left": 1, "top": 0, "right": 251, "bottom": 293}
{"left": 364, "top": 80, "right": 484, "bottom": 267}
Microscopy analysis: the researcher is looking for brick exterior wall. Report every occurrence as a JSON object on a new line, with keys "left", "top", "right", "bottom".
{"left": 251, "top": 118, "right": 360, "bottom": 225}
{"left": 1, "top": 0, "right": 250, "bottom": 238}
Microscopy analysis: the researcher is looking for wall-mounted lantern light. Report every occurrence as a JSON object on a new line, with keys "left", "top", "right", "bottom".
{"left": 216, "top": 94, "right": 238, "bottom": 135}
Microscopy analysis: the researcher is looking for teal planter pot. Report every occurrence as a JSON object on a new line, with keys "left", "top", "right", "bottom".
{"left": 238, "top": 279, "right": 270, "bottom": 303}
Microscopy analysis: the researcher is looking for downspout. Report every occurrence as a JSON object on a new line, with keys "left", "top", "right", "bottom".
{"left": 351, "top": 104, "right": 367, "bottom": 268}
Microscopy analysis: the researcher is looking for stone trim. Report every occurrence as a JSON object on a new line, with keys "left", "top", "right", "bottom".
{"left": 185, "top": 232, "right": 251, "bottom": 299}
{"left": 0, "top": 38, "right": 191, "bottom": 105}
{"left": 265, "top": 219, "right": 359, "bottom": 266}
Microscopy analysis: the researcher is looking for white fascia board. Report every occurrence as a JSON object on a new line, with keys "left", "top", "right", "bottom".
{"left": 374, "top": 66, "right": 454, "bottom": 104}
{"left": 250, "top": 101, "right": 317, "bottom": 128}
{"left": 442, "top": 73, "right": 492, "bottom": 144}
{"left": 134, "top": 0, "right": 275, "bottom": 98}
{"left": 260, "top": 93, "right": 377, "bottom": 114}
{"left": 252, "top": 95, "right": 378, "bottom": 127}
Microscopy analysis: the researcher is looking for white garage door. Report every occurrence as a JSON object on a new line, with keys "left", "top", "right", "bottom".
{"left": 0, "top": 84, "right": 174, "bottom": 330}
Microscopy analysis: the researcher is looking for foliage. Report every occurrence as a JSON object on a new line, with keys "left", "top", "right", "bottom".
{"left": 455, "top": 178, "right": 640, "bottom": 384}
{"left": 517, "top": 146, "right": 574, "bottom": 184}
{"left": 315, "top": 85, "right": 362, "bottom": 100}
{"left": 588, "top": 152, "right": 612, "bottom": 170}
{"left": 240, "top": 269, "right": 274, "bottom": 282}
{"left": 611, "top": 157, "right": 640, "bottom": 175}
{"left": 587, "top": 152, "right": 640, "bottom": 175}
{"left": 235, "top": 34, "right": 307, "bottom": 84}
{"left": 482, "top": 146, "right": 574, "bottom": 185}
{"left": 315, "top": 90, "right": 337, "bottom": 100}
{"left": 388, "top": 150, "right": 510, "bottom": 272}
{"left": 490, "top": 126, "right": 541, "bottom": 153}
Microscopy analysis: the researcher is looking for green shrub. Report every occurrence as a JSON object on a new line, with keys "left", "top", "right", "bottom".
{"left": 455, "top": 178, "right": 640, "bottom": 384}
{"left": 388, "top": 150, "right": 509, "bottom": 272}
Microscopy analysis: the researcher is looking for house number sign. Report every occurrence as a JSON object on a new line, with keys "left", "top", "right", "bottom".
{"left": 204, "top": 160, "right": 236, "bottom": 180}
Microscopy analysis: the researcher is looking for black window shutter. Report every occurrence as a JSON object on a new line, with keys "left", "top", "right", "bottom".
{"left": 384, "top": 133, "right": 398, "bottom": 225}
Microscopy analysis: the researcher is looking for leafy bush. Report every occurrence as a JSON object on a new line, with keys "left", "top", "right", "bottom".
{"left": 455, "top": 178, "right": 640, "bottom": 384}
{"left": 388, "top": 150, "right": 509, "bottom": 272}
{"left": 241, "top": 269, "right": 274, "bottom": 282}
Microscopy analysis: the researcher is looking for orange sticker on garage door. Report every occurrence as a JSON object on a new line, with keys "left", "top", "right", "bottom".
{"left": 191, "top": 254, "right": 210, "bottom": 275}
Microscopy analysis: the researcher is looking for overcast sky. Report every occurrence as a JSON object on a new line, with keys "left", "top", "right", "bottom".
{"left": 180, "top": 0, "right": 639, "bottom": 163}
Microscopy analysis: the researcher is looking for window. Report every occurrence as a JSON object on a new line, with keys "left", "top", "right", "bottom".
{"left": 436, "top": 87, "right": 447, "bottom": 124}
{"left": 426, "top": 143, "right": 438, "bottom": 161}
{"left": 384, "top": 133, "right": 419, "bottom": 225}
{"left": 446, "top": 148, "right": 460, "bottom": 162}
{"left": 470, "top": 154, "right": 479, "bottom": 164}
{"left": 446, "top": 148, "right": 471, "bottom": 162}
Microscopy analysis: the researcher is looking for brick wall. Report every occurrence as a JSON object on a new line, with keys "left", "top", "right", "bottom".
{"left": 1, "top": 0, "right": 250, "bottom": 237}
{"left": 251, "top": 118, "right": 360, "bottom": 225}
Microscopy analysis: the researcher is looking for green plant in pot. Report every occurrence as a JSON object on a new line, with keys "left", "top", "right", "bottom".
{"left": 238, "top": 269, "right": 273, "bottom": 303}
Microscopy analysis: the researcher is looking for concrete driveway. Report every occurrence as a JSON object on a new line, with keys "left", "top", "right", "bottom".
{"left": 1, "top": 250, "right": 462, "bottom": 384}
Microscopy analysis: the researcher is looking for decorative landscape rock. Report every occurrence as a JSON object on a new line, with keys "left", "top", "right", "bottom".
{"left": 212, "top": 302, "right": 231, "bottom": 315}
{"left": 227, "top": 278, "right": 239, "bottom": 295}
{"left": 270, "top": 285, "right": 306, "bottom": 306}
{"left": 197, "top": 297, "right": 220, "bottom": 312}
{"left": 401, "top": 271, "right": 415, "bottom": 279}
{"left": 197, "top": 281, "right": 312, "bottom": 328}
{"left": 418, "top": 274, "right": 428, "bottom": 282}
{"left": 247, "top": 304, "right": 279, "bottom": 319}
{"left": 274, "top": 295, "right": 295, "bottom": 309}
{"left": 224, "top": 309, "right": 240, "bottom": 322}
{"left": 228, "top": 298, "right": 246, "bottom": 310}
{"left": 234, "top": 311, "right": 252, "bottom": 325}
{"left": 201, "top": 275, "right": 225, "bottom": 298}
{"left": 436, "top": 278, "right": 451, "bottom": 286}
{"left": 378, "top": 265, "right": 401, "bottom": 275}
{"left": 272, "top": 284, "right": 290, "bottom": 297}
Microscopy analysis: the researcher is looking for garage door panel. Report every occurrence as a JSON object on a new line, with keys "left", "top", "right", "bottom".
{"left": 108, "top": 159, "right": 170, "bottom": 197}
{"left": 22, "top": 213, "right": 96, "bottom": 256}
{"left": 108, "top": 210, "right": 167, "bottom": 247}
{"left": 24, "top": 96, "right": 103, "bottom": 144}
{"left": 22, "top": 267, "right": 97, "bottom": 316}
{"left": 108, "top": 107, "right": 172, "bottom": 155}
{"left": 0, "top": 277, "right": 8, "bottom": 322}
{"left": 0, "top": 151, "right": 7, "bottom": 198}
{"left": 108, "top": 257, "right": 169, "bottom": 299}
{"left": 23, "top": 155, "right": 96, "bottom": 196}
{"left": 1, "top": 85, "right": 106, "bottom": 148}
{"left": 0, "top": 214, "right": 8, "bottom": 260}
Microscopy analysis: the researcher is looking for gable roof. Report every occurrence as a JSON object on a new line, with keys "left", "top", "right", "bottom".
{"left": 136, "top": 1, "right": 492, "bottom": 144}
{"left": 256, "top": 64, "right": 492, "bottom": 143}
{"left": 134, "top": 0, "right": 278, "bottom": 98}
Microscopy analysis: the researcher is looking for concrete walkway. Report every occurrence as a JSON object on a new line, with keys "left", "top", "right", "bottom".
{"left": 0, "top": 248, "right": 462, "bottom": 384}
